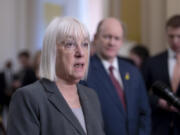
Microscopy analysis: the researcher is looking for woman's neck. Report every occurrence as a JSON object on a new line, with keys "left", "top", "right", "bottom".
{"left": 55, "top": 78, "right": 81, "bottom": 108}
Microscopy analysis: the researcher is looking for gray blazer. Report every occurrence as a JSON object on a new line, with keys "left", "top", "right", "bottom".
{"left": 7, "top": 78, "right": 105, "bottom": 135}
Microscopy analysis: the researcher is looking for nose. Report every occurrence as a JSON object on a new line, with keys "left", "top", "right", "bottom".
{"left": 75, "top": 44, "right": 85, "bottom": 58}
{"left": 173, "top": 36, "right": 180, "bottom": 44}
{"left": 109, "top": 37, "right": 115, "bottom": 46}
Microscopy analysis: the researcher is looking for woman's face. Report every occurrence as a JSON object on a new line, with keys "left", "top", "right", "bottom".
{"left": 56, "top": 36, "right": 89, "bottom": 84}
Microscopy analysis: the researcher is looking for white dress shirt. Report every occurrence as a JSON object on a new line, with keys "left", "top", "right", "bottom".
{"left": 168, "top": 48, "right": 176, "bottom": 81}
{"left": 98, "top": 55, "right": 124, "bottom": 89}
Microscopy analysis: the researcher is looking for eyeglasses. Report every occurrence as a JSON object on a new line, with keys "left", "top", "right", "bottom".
{"left": 61, "top": 40, "right": 89, "bottom": 51}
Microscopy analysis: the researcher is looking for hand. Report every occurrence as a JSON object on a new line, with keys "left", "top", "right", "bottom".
{"left": 169, "top": 105, "right": 179, "bottom": 113}
{"left": 158, "top": 98, "right": 169, "bottom": 110}
{"left": 158, "top": 98, "right": 179, "bottom": 112}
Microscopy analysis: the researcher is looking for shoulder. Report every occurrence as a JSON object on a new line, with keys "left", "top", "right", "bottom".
{"left": 89, "top": 55, "right": 101, "bottom": 65}
{"left": 16, "top": 80, "right": 43, "bottom": 94}
{"left": 78, "top": 84, "right": 100, "bottom": 105}
{"left": 9, "top": 80, "right": 44, "bottom": 117}
{"left": 11, "top": 80, "right": 44, "bottom": 104}
{"left": 118, "top": 56, "right": 139, "bottom": 72}
{"left": 118, "top": 56, "right": 134, "bottom": 65}
{"left": 147, "top": 51, "right": 167, "bottom": 64}
{"left": 118, "top": 56, "right": 134, "bottom": 66}
{"left": 88, "top": 55, "right": 104, "bottom": 72}
{"left": 143, "top": 51, "right": 167, "bottom": 71}
{"left": 78, "top": 84, "right": 98, "bottom": 98}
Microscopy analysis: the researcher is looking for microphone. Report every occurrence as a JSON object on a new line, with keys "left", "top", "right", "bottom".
{"left": 151, "top": 81, "right": 180, "bottom": 110}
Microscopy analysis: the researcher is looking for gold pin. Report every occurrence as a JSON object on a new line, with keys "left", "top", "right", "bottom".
{"left": 125, "top": 72, "right": 130, "bottom": 80}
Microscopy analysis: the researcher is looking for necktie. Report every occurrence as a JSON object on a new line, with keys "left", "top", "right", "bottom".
{"left": 109, "top": 66, "right": 126, "bottom": 110}
{"left": 171, "top": 54, "right": 180, "bottom": 92}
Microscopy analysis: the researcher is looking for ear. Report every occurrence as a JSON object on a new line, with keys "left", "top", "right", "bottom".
{"left": 94, "top": 33, "right": 99, "bottom": 43}
{"left": 93, "top": 34, "right": 99, "bottom": 47}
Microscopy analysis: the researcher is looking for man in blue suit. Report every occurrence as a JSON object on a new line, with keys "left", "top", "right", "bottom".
{"left": 85, "top": 18, "right": 151, "bottom": 135}
{"left": 143, "top": 15, "right": 180, "bottom": 135}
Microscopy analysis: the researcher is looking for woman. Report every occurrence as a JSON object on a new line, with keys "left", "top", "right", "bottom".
{"left": 7, "top": 17, "right": 105, "bottom": 135}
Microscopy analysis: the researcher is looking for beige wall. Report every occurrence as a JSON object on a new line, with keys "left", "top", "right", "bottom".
{"left": 166, "top": 0, "right": 180, "bottom": 18}
{"left": 0, "top": 0, "right": 27, "bottom": 70}
{"left": 141, "top": 0, "right": 167, "bottom": 55}
{"left": 1, "top": 0, "right": 180, "bottom": 69}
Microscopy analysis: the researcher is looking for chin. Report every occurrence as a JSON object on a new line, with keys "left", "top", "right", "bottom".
{"left": 104, "top": 52, "right": 116, "bottom": 58}
{"left": 73, "top": 79, "right": 81, "bottom": 84}
{"left": 73, "top": 74, "right": 84, "bottom": 81}
{"left": 104, "top": 54, "right": 116, "bottom": 60}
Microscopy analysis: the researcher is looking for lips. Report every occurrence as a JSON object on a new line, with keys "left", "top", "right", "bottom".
{"left": 73, "top": 62, "right": 85, "bottom": 71}
{"left": 74, "top": 63, "right": 84, "bottom": 67}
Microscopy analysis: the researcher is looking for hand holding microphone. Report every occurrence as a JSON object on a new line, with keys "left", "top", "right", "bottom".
{"left": 151, "top": 81, "right": 180, "bottom": 112}
{"left": 158, "top": 98, "right": 178, "bottom": 112}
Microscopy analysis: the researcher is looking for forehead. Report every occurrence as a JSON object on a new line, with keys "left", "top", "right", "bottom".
{"left": 57, "top": 29, "right": 89, "bottom": 43}
{"left": 62, "top": 35, "right": 89, "bottom": 41}
{"left": 99, "top": 19, "right": 123, "bottom": 36}
{"left": 167, "top": 27, "right": 180, "bottom": 34}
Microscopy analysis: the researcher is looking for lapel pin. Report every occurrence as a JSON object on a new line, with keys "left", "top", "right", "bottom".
{"left": 125, "top": 72, "right": 130, "bottom": 80}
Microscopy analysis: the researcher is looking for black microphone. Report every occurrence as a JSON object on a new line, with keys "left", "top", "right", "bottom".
{"left": 151, "top": 81, "right": 180, "bottom": 110}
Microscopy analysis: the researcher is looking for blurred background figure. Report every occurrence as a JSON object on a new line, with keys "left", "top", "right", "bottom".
{"left": 129, "top": 44, "right": 150, "bottom": 69}
{"left": 143, "top": 15, "right": 180, "bottom": 135}
{"left": 85, "top": 17, "right": 151, "bottom": 135}
{"left": 13, "top": 50, "right": 37, "bottom": 90}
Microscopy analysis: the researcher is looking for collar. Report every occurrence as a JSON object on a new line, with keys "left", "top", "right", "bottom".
{"left": 97, "top": 54, "right": 119, "bottom": 72}
{"left": 168, "top": 48, "right": 176, "bottom": 59}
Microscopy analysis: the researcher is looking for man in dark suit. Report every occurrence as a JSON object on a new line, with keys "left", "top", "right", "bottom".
{"left": 85, "top": 17, "right": 151, "bottom": 135}
{"left": 143, "top": 15, "right": 180, "bottom": 135}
